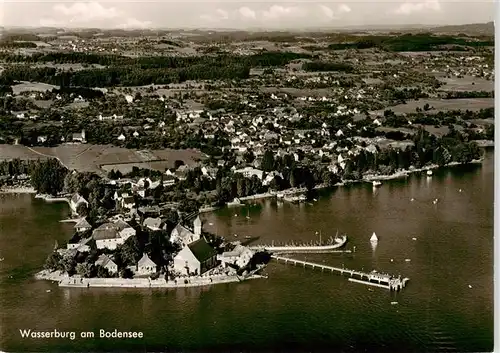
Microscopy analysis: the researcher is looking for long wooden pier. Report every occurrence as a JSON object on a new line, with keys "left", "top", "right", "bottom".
{"left": 272, "top": 255, "right": 409, "bottom": 291}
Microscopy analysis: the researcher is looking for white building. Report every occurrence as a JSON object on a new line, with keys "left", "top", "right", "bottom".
{"left": 92, "top": 221, "right": 134, "bottom": 250}
{"left": 170, "top": 217, "right": 202, "bottom": 247}
{"left": 136, "top": 253, "right": 156, "bottom": 276}
{"left": 233, "top": 167, "right": 264, "bottom": 180}
{"left": 95, "top": 254, "right": 118, "bottom": 274}
{"left": 218, "top": 245, "right": 254, "bottom": 268}
{"left": 74, "top": 218, "right": 91, "bottom": 233}
{"left": 173, "top": 238, "right": 218, "bottom": 276}
{"left": 70, "top": 193, "right": 88, "bottom": 215}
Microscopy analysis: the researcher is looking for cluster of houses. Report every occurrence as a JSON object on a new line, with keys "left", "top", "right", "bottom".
{"left": 64, "top": 188, "right": 256, "bottom": 279}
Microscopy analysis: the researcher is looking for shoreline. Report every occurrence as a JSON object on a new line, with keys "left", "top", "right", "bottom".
{"left": 0, "top": 186, "right": 36, "bottom": 194}
{"left": 35, "top": 270, "right": 266, "bottom": 289}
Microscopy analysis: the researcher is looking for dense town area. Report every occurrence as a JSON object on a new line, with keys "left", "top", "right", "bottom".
{"left": 0, "top": 24, "right": 494, "bottom": 285}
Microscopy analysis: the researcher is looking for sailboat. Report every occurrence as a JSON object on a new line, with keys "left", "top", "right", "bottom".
{"left": 370, "top": 232, "right": 378, "bottom": 243}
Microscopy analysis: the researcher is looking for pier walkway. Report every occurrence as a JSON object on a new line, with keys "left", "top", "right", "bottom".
{"left": 272, "top": 255, "right": 409, "bottom": 291}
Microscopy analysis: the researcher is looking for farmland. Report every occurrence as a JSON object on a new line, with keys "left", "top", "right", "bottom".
{"left": 0, "top": 144, "right": 204, "bottom": 175}
{"left": 372, "top": 98, "right": 495, "bottom": 116}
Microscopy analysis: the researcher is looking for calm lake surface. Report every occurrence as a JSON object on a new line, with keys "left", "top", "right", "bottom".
{"left": 0, "top": 152, "right": 494, "bottom": 352}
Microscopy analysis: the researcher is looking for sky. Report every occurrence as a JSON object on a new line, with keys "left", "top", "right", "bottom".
{"left": 0, "top": 0, "right": 496, "bottom": 30}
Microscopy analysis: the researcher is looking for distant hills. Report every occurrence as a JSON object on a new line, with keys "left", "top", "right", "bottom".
{"left": 0, "top": 22, "right": 494, "bottom": 38}
{"left": 429, "top": 22, "right": 494, "bottom": 35}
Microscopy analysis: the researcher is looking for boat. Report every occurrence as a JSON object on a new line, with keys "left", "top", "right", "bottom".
{"left": 372, "top": 180, "right": 382, "bottom": 187}
{"left": 245, "top": 236, "right": 251, "bottom": 239}
{"left": 405, "top": 258, "right": 411, "bottom": 262}
{"left": 46, "top": 289, "right": 51, "bottom": 293}
{"left": 370, "top": 232, "right": 378, "bottom": 243}
{"left": 391, "top": 301, "right": 398, "bottom": 305}
{"left": 426, "top": 170, "right": 433, "bottom": 176}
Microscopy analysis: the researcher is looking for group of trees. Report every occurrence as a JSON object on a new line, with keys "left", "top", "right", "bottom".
{"left": 30, "top": 159, "right": 68, "bottom": 195}
{"left": 343, "top": 128, "right": 482, "bottom": 179}
{"left": 0, "top": 51, "right": 313, "bottom": 88}
{"left": 443, "top": 90, "right": 494, "bottom": 99}
{"left": 302, "top": 61, "right": 355, "bottom": 73}
{"left": 328, "top": 33, "right": 494, "bottom": 52}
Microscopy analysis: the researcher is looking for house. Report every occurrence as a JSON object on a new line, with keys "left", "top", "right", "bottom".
{"left": 171, "top": 216, "right": 202, "bottom": 246}
{"left": 173, "top": 238, "right": 218, "bottom": 276}
{"left": 72, "top": 129, "right": 86, "bottom": 143}
{"left": 113, "top": 190, "right": 126, "bottom": 201}
{"left": 74, "top": 218, "right": 91, "bottom": 232}
{"left": 143, "top": 217, "right": 164, "bottom": 231}
{"left": 92, "top": 223, "right": 124, "bottom": 250}
{"left": 37, "top": 136, "right": 47, "bottom": 143}
{"left": 94, "top": 254, "right": 118, "bottom": 274}
{"left": 136, "top": 253, "right": 156, "bottom": 276}
{"left": 218, "top": 245, "right": 255, "bottom": 268}
{"left": 233, "top": 167, "right": 264, "bottom": 180}
{"left": 121, "top": 196, "right": 135, "bottom": 209}
{"left": 163, "top": 174, "right": 176, "bottom": 186}
{"left": 66, "top": 236, "right": 91, "bottom": 252}
{"left": 117, "top": 133, "right": 126, "bottom": 141}
{"left": 70, "top": 193, "right": 88, "bottom": 215}
{"left": 114, "top": 219, "right": 135, "bottom": 240}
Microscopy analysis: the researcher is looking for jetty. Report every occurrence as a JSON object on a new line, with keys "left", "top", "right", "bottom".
{"left": 272, "top": 255, "right": 409, "bottom": 291}
{"left": 249, "top": 234, "right": 348, "bottom": 254}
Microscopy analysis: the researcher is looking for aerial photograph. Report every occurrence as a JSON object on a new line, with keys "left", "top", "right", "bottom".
{"left": 0, "top": 0, "right": 495, "bottom": 352}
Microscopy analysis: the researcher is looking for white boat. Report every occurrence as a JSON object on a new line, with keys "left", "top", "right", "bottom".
{"left": 372, "top": 180, "right": 382, "bottom": 187}
{"left": 370, "top": 232, "right": 378, "bottom": 243}
{"left": 391, "top": 301, "right": 398, "bottom": 305}
{"left": 426, "top": 170, "right": 433, "bottom": 176}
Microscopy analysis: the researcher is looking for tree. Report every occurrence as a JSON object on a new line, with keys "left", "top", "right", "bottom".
{"left": 174, "top": 160, "right": 185, "bottom": 170}
{"left": 261, "top": 150, "right": 275, "bottom": 172}
{"left": 30, "top": 158, "right": 68, "bottom": 195}
{"left": 96, "top": 265, "right": 110, "bottom": 278}
{"left": 116, "top": 236, "right": 141, "bottom": 267}
{"left": 76, "top": 262, "right": 93, "bottom": 278}
{"left": 76, "top": 202, "right": 88, "bottom": 217}
{"left": 44, "top": 251, "right": 62, "bottom": 271}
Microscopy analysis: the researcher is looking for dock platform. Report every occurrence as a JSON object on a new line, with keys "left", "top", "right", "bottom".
{"left": 272, "top": 255, "right": 409, "bottom": 291}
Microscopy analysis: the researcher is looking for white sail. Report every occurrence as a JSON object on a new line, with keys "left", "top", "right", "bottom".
{"left": 370, "top": 232, "right": 378, "bottom": 242}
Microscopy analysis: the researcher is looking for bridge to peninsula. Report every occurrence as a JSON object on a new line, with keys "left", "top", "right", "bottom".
{"left": 272, "top": 255, "right": 409, "bottom": 291}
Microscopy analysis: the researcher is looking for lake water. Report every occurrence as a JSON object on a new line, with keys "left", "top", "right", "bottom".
{"left": 0, "top": 152, "right": 494, "bottom": 352}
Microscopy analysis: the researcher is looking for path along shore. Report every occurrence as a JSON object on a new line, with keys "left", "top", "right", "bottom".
{"left": 35, "top": 270, "right": 266, "bottom": 289}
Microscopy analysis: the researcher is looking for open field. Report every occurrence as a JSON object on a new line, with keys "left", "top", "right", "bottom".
{"left": 0, "top": 144, "right": 204, "bottom": 175}
{"left": 372, "top": 98, "right": 494, "bottom": 115}
{"left": 435, "top": 75, "right": 493, "bottom": 92}
{"left": 11, "top": 81, "right": 59, "bottom": 94}
{"left": 0, "top": 144, "right": 48, "bottom": 160}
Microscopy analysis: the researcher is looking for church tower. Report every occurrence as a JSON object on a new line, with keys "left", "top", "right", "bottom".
{"left": 193, "top": 216, "right": 202, "bottom": 237}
